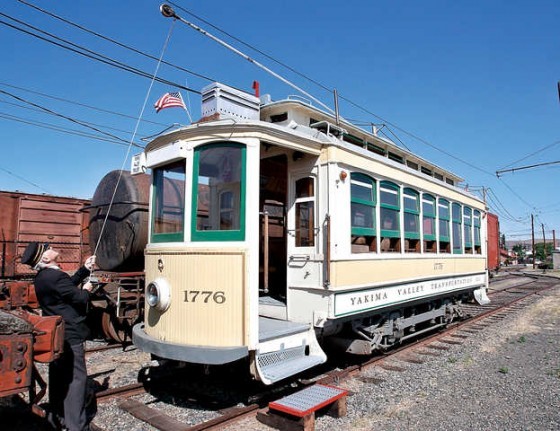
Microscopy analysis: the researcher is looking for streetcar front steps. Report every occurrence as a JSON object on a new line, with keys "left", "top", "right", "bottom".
{"left": 255, "top": 317, "right": 326, "bottom": 385}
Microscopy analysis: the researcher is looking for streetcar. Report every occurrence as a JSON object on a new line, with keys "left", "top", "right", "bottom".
{"left": 132, "top": 82, "right": 489, "bottom": 384}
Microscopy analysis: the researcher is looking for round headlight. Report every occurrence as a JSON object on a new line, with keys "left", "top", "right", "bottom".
{"left": 145, "top": 278, "right": 171, "bottom": 311}
{"left": 146, "top": 283, "right": 159, "bottom": 307}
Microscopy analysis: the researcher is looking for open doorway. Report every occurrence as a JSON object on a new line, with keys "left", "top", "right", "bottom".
{"left": 259, "top": 155, "right": 288, "bottom": 305}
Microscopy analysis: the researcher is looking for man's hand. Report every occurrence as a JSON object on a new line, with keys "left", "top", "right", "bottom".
{"left": 85, "top": 255, "right": 96, "bottom": 271}
{"left": 83, "top": 281, "right": 93, "bottom": 292}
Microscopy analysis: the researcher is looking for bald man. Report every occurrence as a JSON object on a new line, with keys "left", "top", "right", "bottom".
{"left": 22, "top": 243, "right": 96, "bottom": 431}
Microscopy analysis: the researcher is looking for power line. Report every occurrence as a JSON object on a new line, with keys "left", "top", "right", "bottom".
{"left": 18, "top": 0, "right": 217, "bottom": 84}
{"left": 0, "top": 81, "right": 170, "bottom": 127}
{"left": 498, "top": 139, "right": 560, "bottom": 171}
{"left": 0, "top": 89, "right": 143, "bottom": 148}
{"left": 0, "top": 100, "right": 144, "bottom": 138}
{"left": 0, "top": 112, "right": 140, "bottom": 147}
{"left": 0, "top": 165, "right": 51, "bottom": 194}
{"left": 0, "top": 13, "right": 200, "bottom": 95}
{"left": 496, "top": 160, "right": 560, "bottom": 177}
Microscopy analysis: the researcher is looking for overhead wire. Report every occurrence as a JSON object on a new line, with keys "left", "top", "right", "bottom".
{"left": 498, "top": 139, "right": 560, "bottom": 171}
{"left": 17, "top": 0, "right": 217, "bottom": 84}
{"left": 485, "top": 188, "right": 528, "bottom": 224}
{"left": 0, "top": 99, "right": 146, "bottom": 138}
{"left": 166, "top": 0, "right": 333, "bottom": 93}
{"left": 0, "top": 89, "right": 143, "bottom": 148}
{"left": 0, "top": 13, "right": 200, "bottom": 95}
{"left": 0, "top": 81, "right": 170, "bottom": 128}
{"left": 0, "top": 112, "right": 141, "bottom": 147}
{"left": 0, "top": 165, "right": 51, "bottom": 194}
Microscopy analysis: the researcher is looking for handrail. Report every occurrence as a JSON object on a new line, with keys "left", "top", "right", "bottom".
{"left": 325, "top": 214, "right": 331, "bottom": 288}
{"left": 263, "top": 211, "right": 269, "bottom": 294}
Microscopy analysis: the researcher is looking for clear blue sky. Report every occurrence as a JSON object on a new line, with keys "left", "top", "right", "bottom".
{"left": 1, "top": 0, "right": 558, "bottom": 242}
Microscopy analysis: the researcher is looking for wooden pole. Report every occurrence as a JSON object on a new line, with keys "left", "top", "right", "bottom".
{"left": 542, "top": 223, "right": 547, "bottom": 267}
{"left": 531, "top": 214, "right": 535, "bottom": 269}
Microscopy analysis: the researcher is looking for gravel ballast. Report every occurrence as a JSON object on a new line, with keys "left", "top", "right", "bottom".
{"left": 227, "top": 286, "right": 560, "bottom": 431}
{"left": 1, "top": 285, "right": 559, "bottom": 430}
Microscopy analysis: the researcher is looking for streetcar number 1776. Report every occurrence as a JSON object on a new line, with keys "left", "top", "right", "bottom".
{"left": 183, "top": 290, "right": 226, "bottom": 304}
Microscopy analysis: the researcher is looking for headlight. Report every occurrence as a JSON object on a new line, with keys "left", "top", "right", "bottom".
{"left": 146, "top": 278, "right": 171, "bottom": 312}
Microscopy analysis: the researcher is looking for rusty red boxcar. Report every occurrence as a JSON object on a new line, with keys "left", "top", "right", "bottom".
{"left": 487, "top": 212, "right": 500, "bottom": 272}
{"left": 0, "top": 190, "right": 90, "bottom": 278}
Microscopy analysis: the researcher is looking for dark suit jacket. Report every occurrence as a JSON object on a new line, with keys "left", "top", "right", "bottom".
{"left": 34, "top": 266, "right": 91, "bottom": 345}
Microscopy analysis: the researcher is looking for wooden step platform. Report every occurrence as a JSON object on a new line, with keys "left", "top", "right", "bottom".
{"left": 257, "top": 384, "right": 348, "bottom": 431}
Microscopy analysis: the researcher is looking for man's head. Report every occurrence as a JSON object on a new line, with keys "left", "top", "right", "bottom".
{"left": 21, "top": 242, "right": 58, "bottom": 268}
{"left": 41, "top": 248, "right": 60, "bottom": 265}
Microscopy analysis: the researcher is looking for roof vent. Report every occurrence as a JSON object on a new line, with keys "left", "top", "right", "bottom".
{"left": 201, "top": 82, "right": 260, "bottom": 121}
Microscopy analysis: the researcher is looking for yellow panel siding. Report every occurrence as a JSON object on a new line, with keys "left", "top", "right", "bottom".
{"left": 330, "top": 257, "right": 486, "bottom": 289}
{"left": 144, "top": 249, "right": 247, "bottom": 347}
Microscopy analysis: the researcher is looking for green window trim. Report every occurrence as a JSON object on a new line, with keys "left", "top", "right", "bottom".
{"left": 403, "top": 188, "right": 420, "bottom": 240}
{"left": 452, "top": 203, "right": 462, "bottom": 222}
{"left": 381, "top": 228, "right": 400, "bottom": 238}
{"left": 438, "top": 199, "right": 450, "bottom": 220}
{"left": 151, "top": 161, "right": 186, "bottom": 244}
{"left": 452, "top": 202, "right": 463, "bottom": 254}
{"left": 380, "top": 181, "right": 400, "bottom": 238}
{"left": 191, "top": 142, "right": 246, "bottom": 242}
{"left": 350, "top": 173, "right": 376, "bottom": 237}
{"left": 473, "top": 210, "right": 482, "bottom": 246}
{"left": 422, "top": 194, "right": 436, "bottom": 241}
{"left": 463, "top": 207, "right": 473, "bottom": 247}
{"left": 438, "top": 199, "right": 450, "bottom": 241}
{"left": 151, "top": 232, "right": 184, "bottom": 243}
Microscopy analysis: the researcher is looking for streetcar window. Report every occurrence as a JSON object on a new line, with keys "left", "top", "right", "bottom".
{"left": 350, "top": 173, "right": 376, "bottom": 253}
{"left": 422, "top": 194, "right": 436, "bottom": 252}
{"left": 406, "top": 160, "right": 419, "bottom": 171}
{"left": 295, "top": 177, "right": 315, "bottom": 247}
{"left": 463, "top": 207, "right": 473, "bottom": 254}
{"left": 403, "top": 188, "right": 420, "bottom": 253}
{"left": 438, "top": 198, "right": 450, "bottom": 253}
{"left": 452, "top": 203, "right": 463, "bottom": 254}
{"left": 380, "top": 181, "right": 400, "bottom": 252}
{"left": 191, "top": 143, "right": 246, "bottom": 241}
{"left": 388, "top": 152, "right": 404, "bottom": 164}
{"left": 473, "top": 210, "right": 482, "bottom": 254}
{"left": 151, "top": 161, "right": 186, "bottom": 243}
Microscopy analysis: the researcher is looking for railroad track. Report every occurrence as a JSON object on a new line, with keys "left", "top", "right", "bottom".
{"left": 89, "top": 274, "right": 559, "bottom": 431}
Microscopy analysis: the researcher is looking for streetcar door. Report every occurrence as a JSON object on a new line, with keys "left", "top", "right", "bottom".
{"left": 286, "top": 171, "right": 321, "bottom": 289}
{"left": 259, "top": 155, "right": 288, "bottom": 304}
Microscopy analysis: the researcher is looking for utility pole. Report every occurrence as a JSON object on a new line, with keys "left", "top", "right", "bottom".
{"left": 541, "top": 223, "right": 547, "bottom": 272}
{"left": 531, "top": 214, "right": 535, "bottom": 269}
{"left": 542, "top": 223, "right": 547, "bottom": 270}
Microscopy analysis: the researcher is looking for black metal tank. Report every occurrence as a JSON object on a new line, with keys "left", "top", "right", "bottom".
{"left": 88, "top": 170, "right": 150, "bottom": 271}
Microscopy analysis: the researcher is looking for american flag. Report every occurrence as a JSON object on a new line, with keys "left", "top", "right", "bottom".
{"left": 154, "top": 92, "right": 185, "bottom": 113}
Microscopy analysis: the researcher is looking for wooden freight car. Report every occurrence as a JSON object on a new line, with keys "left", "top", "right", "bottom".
{"left": 487, "top": 212, "right": 500, "bottom": 273}
{"left": 0, "top": 190, "right": 90, "bottom": 278}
